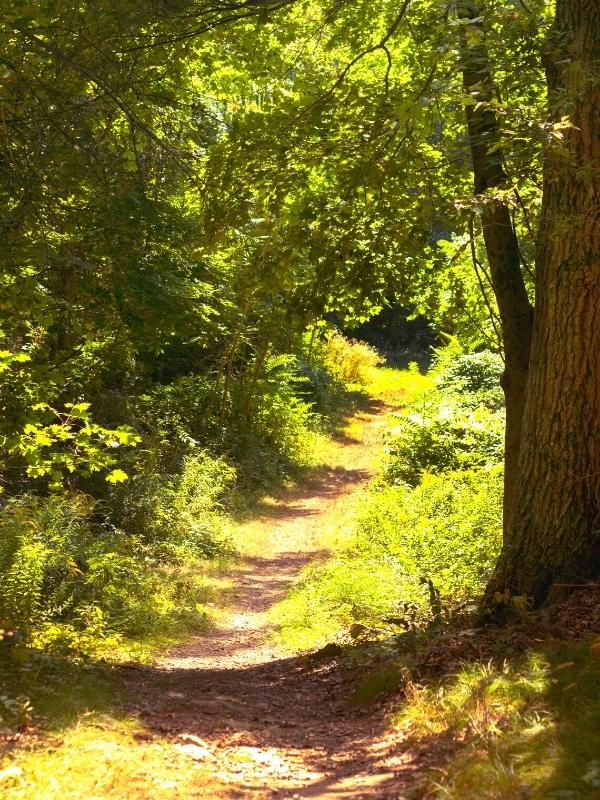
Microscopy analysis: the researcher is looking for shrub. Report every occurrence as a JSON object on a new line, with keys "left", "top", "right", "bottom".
{"left": 134, "top": 374, "right": 216, "bottom": 443}
{"left": 0, "top": 493, "right": 96, "bottom": 631}
{"left": 381, "top": 347, "right": 505, "bottom": 486}
{"left": 293, "top": 361, "right": 339, "bottom": 415}
{"left": 133, "top": 352, "right": 344, "bottom": 492}
{"left": 273, "top": 466, "right": 503, "bottom": 648}
{"left": 0, "top": 464, "right": 233, "bottom": 657}
{"left": 383, "top": 402, "right": 504, "bottom": 486}
{"left": 319, "top": 331, "right": 384, "bottom": 386}
{"left": 113, "top": 450, "right": 235, "bottom": 561}
{"left": 271, "top": 557, "right": 400, "bottom": 651}
{"left": 225, "top": 355, "right": 320, "bottom": 486}
{"left": 351, "top": 467, "right": 503, "bottom": 604}
{"left": 438, "top": 350, "right": 504, "bottom": 408}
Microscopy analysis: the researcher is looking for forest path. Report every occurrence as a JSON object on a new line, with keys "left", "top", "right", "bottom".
{"left": 122, "top": 394, "right": 424, "bottom": 799}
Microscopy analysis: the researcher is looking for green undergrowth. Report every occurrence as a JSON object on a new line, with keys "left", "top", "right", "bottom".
{"left": 0, "top": 334, "right": 391, "bottom": 735}
{"left": 399, "top": 638, "right": 600, "bottom": 799}
{"left": 269, "top": 346, "right": 600, "bottom": 799}
{"left": 362, "top": 363, "right": 433, "bottom": 408}
{"left": 272, "top": 465, "right": 502, "bottom": 650}
{"left": 271, "top": 349, "right": 504, "bottom": 651}
{"left": 328, "top": 627, "right": 600, "bottom": 799}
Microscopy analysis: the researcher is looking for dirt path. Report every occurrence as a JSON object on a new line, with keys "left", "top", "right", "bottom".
{"left": 122, "top": 399, "right": 424, "bottom": 798}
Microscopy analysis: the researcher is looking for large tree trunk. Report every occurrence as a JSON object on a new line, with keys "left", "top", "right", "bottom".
{"left": 486, "top": 0, "right": 600, "bottom": 606}
{"left": 457, "top": 1, "right": 534, "bottom": 526}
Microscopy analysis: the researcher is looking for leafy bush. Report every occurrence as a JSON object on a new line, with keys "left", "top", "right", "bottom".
{"left": 7, "top": 402, "right": 140, "bottom": 492}
{"left": 132, "top": 355, "right": 324, "bottom": 492}
{"left": 225, "top": 355, "right": 320, "bottom": 486}
{"left": 134, "top": 374, "right": 216, "bottom": 447}
{"left": 382, "top": 349, "right": 505, "bottom": 486}
{"left": 351, "top": 467, "right": 503, "bottom": 603}
{"left": 293, "top": 362, "right": 339, "bottom": 415}
{"left": 439, "top": 350, "right": 504, "bottom": 408}
{"left": 273, "top": 466, "right": 503, "bottom": 648}
{"left": 113, "top": 450, "right": 235, "bottom": 561}
{"left": 0, "top": 454, "right": 235, "bottom": 657}
{"left": 271, "top": 557, "right": 399, "bottom": 651}
{"left": 383, "top": 402, "right": 504, "bottom": 486}
{"left": 0, "top": 493, "right": 96, "bottom": 631}
{"left": 319, "top": 331, "right": 384, "bottom": 386}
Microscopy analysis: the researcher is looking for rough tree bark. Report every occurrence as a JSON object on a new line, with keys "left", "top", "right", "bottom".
{"left": 486, "top": 0, "right": 600, "bottom": 605}
{"left": 457, "top": 0, "right": 534, "bottom": 527}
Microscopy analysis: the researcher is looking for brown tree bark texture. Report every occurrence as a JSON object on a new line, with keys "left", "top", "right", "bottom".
{"left": 488, "top": 0, "right": 600, "bottom": 604}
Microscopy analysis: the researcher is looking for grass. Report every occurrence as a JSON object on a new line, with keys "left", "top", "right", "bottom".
{"left": 0, "top": 715, "right": 221, "bottom": 799}
{"left": 8, "top": 364, "right": 594, "bottom": 800}
{"left": 264, "top": 367, "right": 435, "bottom": 652}
{"left": 361, "top": 364, "right": 433, "bottom": 406}
{"left": 104, "top": 562, "right": 235, "bottom": 664}
{"left": 396, "top": 638, "right": 600, "bottom": 799}
{"left": 0, "top": 560, "right": 236, "bottom": 797}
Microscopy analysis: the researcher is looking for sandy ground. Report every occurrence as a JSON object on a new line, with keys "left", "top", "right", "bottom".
{"left": 122, "top": 400, "right": 427, "bottom": 798}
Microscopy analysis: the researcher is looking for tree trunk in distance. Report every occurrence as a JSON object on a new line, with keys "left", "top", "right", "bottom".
{"left": 486, "top": 0, "right": 600, "bottom": 606}
{"left": 457, "top": 0, "right": 534, "bottom": 528}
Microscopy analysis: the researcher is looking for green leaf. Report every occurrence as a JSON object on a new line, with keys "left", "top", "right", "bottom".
{"left": 105, "top": 469, "right": 129, "bottom": 484}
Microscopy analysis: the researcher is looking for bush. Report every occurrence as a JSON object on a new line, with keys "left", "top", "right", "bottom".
{"left": 0, "top": 453, "right": 235, "bottom": 657}
{"left": 225, "top": 355, "right": 320, "bottom": 486}
{"left": 293, "top": 361, "right": 339, "bottom": 415}
{"left": 272, "top": 466, "right": 503, "bottom": 648}
{"left": 319, "top": 331, "right": 384, "bottom": 386}
{"left": 113, "top": 450, "right": 235, "bottom": 561}
{"left": 382, "top": 348, "right": 505, "bottom": 486}
{"left": 132, "top": 375, "right": 217, "bottom": 474}
{"left": 439, "top": 351, "right": 504, "bottom": 408}
{"left": 271, "top": 557, "right": 399, "bottom": 651}
{"left": 383, "top": 402, "right": 504, "bottom": 486}
{"left": 351, "top": 467, "right": 503, "bottom": 604}
{"left": 0, "top": 493, "right": 96, "bottom": 631}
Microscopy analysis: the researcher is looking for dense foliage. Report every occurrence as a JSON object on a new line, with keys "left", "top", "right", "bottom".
{"left": 1, "top": 0, "right": 550, "bottom": 494}
{"left": 0, "top": 330, "right": 374, "bottom": 672}
{"left": 2, "top": 0, "right": 593, "bottom": 680}
{"left": 273, "top": 352, "right": 505, "bottom": 648}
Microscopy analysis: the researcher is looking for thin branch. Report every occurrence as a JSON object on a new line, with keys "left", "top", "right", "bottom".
{"left": 13, "top": 25, "right": 184, "bottom": 163}
{"left": 468, "top": 215, "right": 503, "bottom": 352}
{"left": 120, "top": 0, "right": 298, "bottom": 53}
{"left": 290, "top": 0, "right": 413, "bottom": 122}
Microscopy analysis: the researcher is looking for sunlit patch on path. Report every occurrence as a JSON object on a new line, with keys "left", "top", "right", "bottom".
{"left": 121, "top": 397, "right": 425, "bottom": 798}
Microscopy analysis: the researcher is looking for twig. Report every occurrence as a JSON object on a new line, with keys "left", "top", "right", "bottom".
{"left": 13, "top": 25, "right": 184, "bottom": 164}
{"left": 468, "top": 215, "right": 503, "bottom": 352}
{"left": 289, "top": 0, "right": 413, "bottom": 124}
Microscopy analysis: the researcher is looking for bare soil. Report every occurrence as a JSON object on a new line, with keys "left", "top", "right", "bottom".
{"left": 121, "top": 400, "right": 429, "bottom": 798}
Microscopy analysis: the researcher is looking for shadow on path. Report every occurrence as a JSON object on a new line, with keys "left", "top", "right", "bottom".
{"left": 117, "top": 397, "right": 424, "bottom": 798}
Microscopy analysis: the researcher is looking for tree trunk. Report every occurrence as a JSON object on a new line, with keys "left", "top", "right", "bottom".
{"left": 457, "top": 0, "right": 534, "bottom": 527}
{"left": 486, "top": 0, "right": 600, "bottom": 605}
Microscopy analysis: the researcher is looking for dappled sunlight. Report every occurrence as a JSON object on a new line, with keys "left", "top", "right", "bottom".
{"left": 104, "top": 399, "right": 430, "bottom": 798}
{"left": 119, "top": 653, "right": 423, "bottom": 799}
{"left": 3, "top": 364, "right": 599, "bottom": 800}
{"left": 2, "top": 0, "right": 597, "bottom": 794}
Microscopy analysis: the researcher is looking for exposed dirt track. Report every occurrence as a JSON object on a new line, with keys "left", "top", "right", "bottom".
{"left": 122, "top": 400, "right": 427, "bottom": 798}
